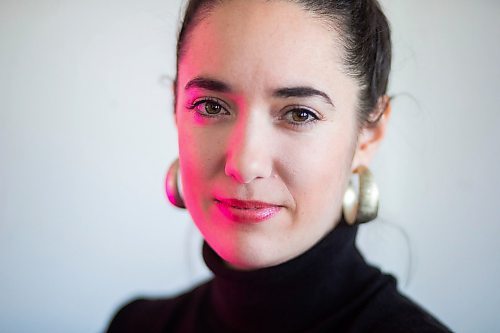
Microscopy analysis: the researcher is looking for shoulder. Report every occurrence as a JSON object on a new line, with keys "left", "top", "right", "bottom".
{"left": 355, "top": 275, "right": 452, "bottom": 333}
{"left": 105, "top": 281, "right": 211, "bottom": 333}
{"left": 106, "top": 298, "right": 173, "bottom": 333}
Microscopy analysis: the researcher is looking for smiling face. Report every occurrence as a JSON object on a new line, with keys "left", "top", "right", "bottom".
{"left": 175, "top": 0, "right": 378, "bottom": 270}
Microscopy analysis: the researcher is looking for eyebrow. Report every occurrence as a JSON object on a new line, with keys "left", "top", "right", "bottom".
{"left": 185, "top": 76, "right": 334, "bottom": 106}
{"left": 185, "top": 77, "right": 231, "bottom": 92}
{"left": 273, "top": 87, "right": 334, "bottom": 107}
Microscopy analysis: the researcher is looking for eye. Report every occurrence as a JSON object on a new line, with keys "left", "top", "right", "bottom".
{"left": 203, "top": 101, "right": 223, "bottom": 115}
{"left": 188, "top": 98, "right": 230, "bottom": 118}
{"left": 283, "top": 108, "right": 320, "bottom": 126}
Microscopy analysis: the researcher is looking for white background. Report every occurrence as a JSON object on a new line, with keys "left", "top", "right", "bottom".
{"left": 1, "top": 1, "right": 499, "bottom": 332}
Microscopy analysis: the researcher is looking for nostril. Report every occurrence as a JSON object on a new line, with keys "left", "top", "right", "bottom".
{"left": 224, "top": 161, "right": 247, "bottom": 184}
{"left": 224, "top": 153, "right": 273, "bottom": 184}
{"left": 224, "top": 116, "right": 274, "bottom": 183}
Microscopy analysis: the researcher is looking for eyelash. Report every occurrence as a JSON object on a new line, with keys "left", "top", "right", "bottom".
{"left": 186, "top": 98, "right": 321, "bottom": 128}
{"left": 187, "top": 97, "right": 230, "bottom": 119}
{"left": 280, "top": 107, "right": 321, "bottom": 128}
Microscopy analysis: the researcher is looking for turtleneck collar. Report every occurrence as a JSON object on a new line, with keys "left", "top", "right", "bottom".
{"left": 202, "top": 221, "right": 380, "bottom": 333}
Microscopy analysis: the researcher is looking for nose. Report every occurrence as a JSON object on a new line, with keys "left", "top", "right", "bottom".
{"left": 224, "top": 112, "right": 273, "bottom": 184}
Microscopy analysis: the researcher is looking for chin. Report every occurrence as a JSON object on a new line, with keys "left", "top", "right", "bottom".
{"left": 193, "top": 205, "right": 291, "bottom": 270}
{"left": 224, "top": 252, "right": 285, "bottom": 271}
{"left": 210, "top": 234, "right": 294, "bottom": 271}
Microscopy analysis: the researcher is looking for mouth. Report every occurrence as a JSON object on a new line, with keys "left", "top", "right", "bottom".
{"left": 214, "top": 198, "right": 282, "bottom": 223}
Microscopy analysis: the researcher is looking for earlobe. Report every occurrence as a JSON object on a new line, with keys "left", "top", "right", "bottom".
{"left": 351, "top": 95, "right": 391, "bottom": 169}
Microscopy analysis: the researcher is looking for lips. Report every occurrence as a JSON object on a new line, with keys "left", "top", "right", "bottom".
{"left": 215, "top": 198, "right": 282, "bottom": 223}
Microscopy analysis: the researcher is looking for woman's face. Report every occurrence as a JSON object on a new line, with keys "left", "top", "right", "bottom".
{"left": 175, "top": 0, "right": 378, "bottom": 270}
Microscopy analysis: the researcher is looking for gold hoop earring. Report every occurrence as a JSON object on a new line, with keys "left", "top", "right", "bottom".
{"left": 342, "top": 165, "right": 379, "bottom": 225}
{"left": 165, "top": 158, "right": 186, "bottom": 209}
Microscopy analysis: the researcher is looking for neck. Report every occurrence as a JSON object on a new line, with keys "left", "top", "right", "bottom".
{"left": 202, "top": 222, "right": 379, "bottom": 332}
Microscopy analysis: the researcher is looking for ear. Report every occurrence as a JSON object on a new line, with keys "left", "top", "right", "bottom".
{"left": 351, "top": 95, "right": 391, "bottom": 170}
{"left": 172, "top": 80, "right": 178, "bottom": 127}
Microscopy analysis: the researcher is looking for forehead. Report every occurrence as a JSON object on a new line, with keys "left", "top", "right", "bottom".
{"left": 178, "top": 0, "right": 352, "bottom": 95}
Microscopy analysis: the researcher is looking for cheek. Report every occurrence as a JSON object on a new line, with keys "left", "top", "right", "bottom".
{"left": 298, "top": 148, "right": 350, "bottom": 208}
{"left": 281, "top": 123, "right": 357, "bottom": 217}
{"left": 177, "top": 123, "right": 205, "bottom": 197}
{"left": 176, "top": 122, "right": 226, "bottom": 205}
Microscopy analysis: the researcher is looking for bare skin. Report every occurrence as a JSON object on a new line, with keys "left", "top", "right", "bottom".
{"left": 175, "top": 0, "right": 390, "bottom": 270}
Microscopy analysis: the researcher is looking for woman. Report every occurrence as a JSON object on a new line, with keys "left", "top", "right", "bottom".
{"left": 108, "top": 0, "right": 451, "bottom": 332}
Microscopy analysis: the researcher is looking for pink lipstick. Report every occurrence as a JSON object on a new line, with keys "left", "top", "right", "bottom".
{"left": 215, "top": 198, "right": 282, "bottom": 223}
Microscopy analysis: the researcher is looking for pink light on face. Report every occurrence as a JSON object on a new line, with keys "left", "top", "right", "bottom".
{"left": 174, "top": 0, "right": 385, "bottom": 270}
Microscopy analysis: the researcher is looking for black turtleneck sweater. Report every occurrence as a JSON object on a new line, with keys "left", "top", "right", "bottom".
{"left": 106, "top": 222, "right": 451, "bottom": 332}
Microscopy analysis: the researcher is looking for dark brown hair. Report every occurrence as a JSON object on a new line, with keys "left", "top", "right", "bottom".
{"left": 175, "top": 0, "right": 392, "bottom": 127}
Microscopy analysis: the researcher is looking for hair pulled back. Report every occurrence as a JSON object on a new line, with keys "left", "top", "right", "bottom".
{"left": 175, "top": 0, "right": 392, "bottom": 127}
